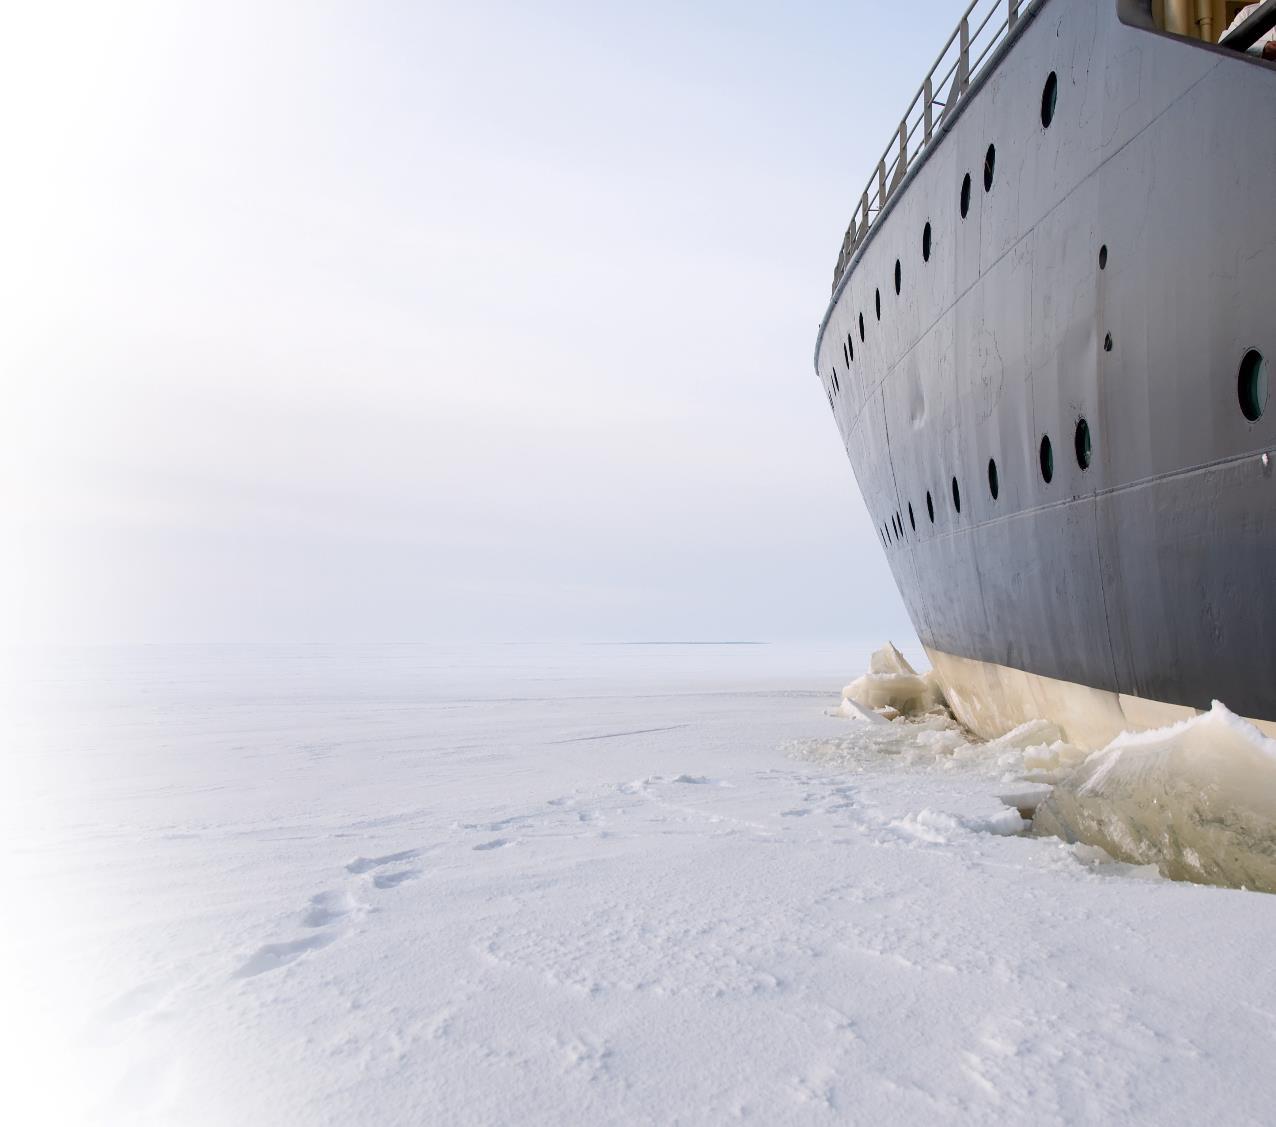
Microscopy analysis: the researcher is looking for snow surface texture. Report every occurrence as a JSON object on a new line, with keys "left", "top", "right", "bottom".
{"left": 7, "top": 643, "right": 1276, "bottom": 1126}
{"left": 837, "top": 646, "right": 1276, "bottom": 894}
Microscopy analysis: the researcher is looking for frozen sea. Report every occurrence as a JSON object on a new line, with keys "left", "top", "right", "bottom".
{"left": 7, "top": 642, "right": 1276, "bottom": 1126}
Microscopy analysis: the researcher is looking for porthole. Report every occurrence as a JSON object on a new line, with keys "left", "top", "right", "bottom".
{"left": 875, "top": 289, "right": 881, "bottom": 321}
{"left": 922, "top": 221, "right": 932, "bottom": 262}
{"left": 1099, "top": 244, "right": 1108, "bottom": 270}
{"left": 983, "top": 144, "right": 996, "bottom": 192}
{"left": 894, "top": 259, "right": 902, "bottom": 295}
{"left": 1040, "top": 434, "right": 1054, "bottom": 483}
{"left": 926, "top": 491, "right": 935, "bottom": 523}
{"left": 859, "top": 313, "right": 865, "bottom": 342}
{"left": 908, "top": 502, "right": 916, "bottom": 531}
{"left": 1041, "top": 71, "right": 1057, "bottom": 128}
{"left": 960, "top": 173, "right": 972, "bottom": 219}
{"left": 1074, "top": 418, "right": 1092, "bottom": 470}
{"left": 988, "top": 458, "right": 999, "bottom": 500}
{"left": 1104, "top": 333, "right": 1113, "bottom": 352}
{"left": 951, "top": 477, "right": 961, "bottom": 513}
{"left": 1239, "top": 349, "right": 1268, "bottom": 422}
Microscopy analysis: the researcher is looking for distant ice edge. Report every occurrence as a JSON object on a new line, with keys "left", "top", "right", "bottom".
{"left": 815, "top": 644, "right": 1276, "bottom": 895}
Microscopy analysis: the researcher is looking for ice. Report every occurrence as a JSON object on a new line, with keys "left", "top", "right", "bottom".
{"left": 832, "top": 695, "right": 890, "bottom": 723}
{"left": 818, "top": 656, "right": 1276, "bottom": 894}
{"left": 988, "top": 718, "right": 1066, "bottom": 753}
{"left": 1020, "top": 738, "right": 1090, "bottom": 782}
{"left": 8, "top": 643, "right": 1276, "bottom": 1125}
{"left": 1034, "top": 701, "right": 1276, "bottom": 893}
{"left": 840, "top": 642, "right": 946, "bottom": 717}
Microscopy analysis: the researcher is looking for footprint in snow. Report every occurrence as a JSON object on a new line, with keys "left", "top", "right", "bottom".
{"left": 302, "top": 889, "right": 356, "bottom": 927}
{"left": 460, "top": 813, "right": 534, "bottom": 833}
{"left": 234, "top": 932, "right": 336, "bottom": 979}
{"left": 472, "top": 838, "right": 510, "bottom": 851}
{"left": 372, "top": 868, "right": 421, "bottom": 889}
{"left": 89, "top": 980, "right": 173, "bottom": 1032}
{"left": 346, "top": 849, "right": 420, "bottom": 874}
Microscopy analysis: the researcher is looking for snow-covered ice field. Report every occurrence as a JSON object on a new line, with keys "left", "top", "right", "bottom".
{"left": 7, "top": 642, "right": 1276, "bottom": 1126}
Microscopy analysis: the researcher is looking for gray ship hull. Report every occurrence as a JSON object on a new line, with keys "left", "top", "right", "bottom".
{"left": 815, "top": 0, "right": 1276, "bottom": 744}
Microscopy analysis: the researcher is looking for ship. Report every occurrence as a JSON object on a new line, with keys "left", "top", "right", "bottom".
{"left": 814, "top": 0, "right": 1276, "bottom": 748}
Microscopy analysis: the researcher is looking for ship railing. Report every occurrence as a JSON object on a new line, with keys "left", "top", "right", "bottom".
{"left": 833, "top": 0, "right": 1042, "bottom": 291}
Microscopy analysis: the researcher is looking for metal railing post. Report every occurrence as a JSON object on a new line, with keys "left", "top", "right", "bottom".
{"left": 1193, "top": 0, "right": 1213, "bottom": 41}
{"left": 832, "top": 0, "right": 1042, "bottom": 287}
{"left": 1165, "top": 0, "right": 1190, "bottom": 35}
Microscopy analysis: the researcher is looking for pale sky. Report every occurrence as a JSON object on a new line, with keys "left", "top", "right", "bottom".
{"left": 2, "top": 0, "right": 959, "bottom": 646}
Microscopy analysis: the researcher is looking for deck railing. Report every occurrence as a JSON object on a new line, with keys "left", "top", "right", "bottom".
{"left": 832, "top": 0, "right": 1042, "bottom": 290}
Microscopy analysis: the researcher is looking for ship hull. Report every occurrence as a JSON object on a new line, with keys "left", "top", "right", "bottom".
{"left": 816, "top": 0, "right": 1276, "bottom": 744}
{"left": 926, "top": 644, "right": 1276, "bottom": 746}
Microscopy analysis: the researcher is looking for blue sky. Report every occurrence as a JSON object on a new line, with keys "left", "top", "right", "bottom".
{"left": 3, "top": 0, "right": 962, "bottom": 645}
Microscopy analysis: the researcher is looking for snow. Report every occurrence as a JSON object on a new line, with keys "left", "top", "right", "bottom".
{"left": 7, "top": 642, "right": 1276, "bottom": 1126}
